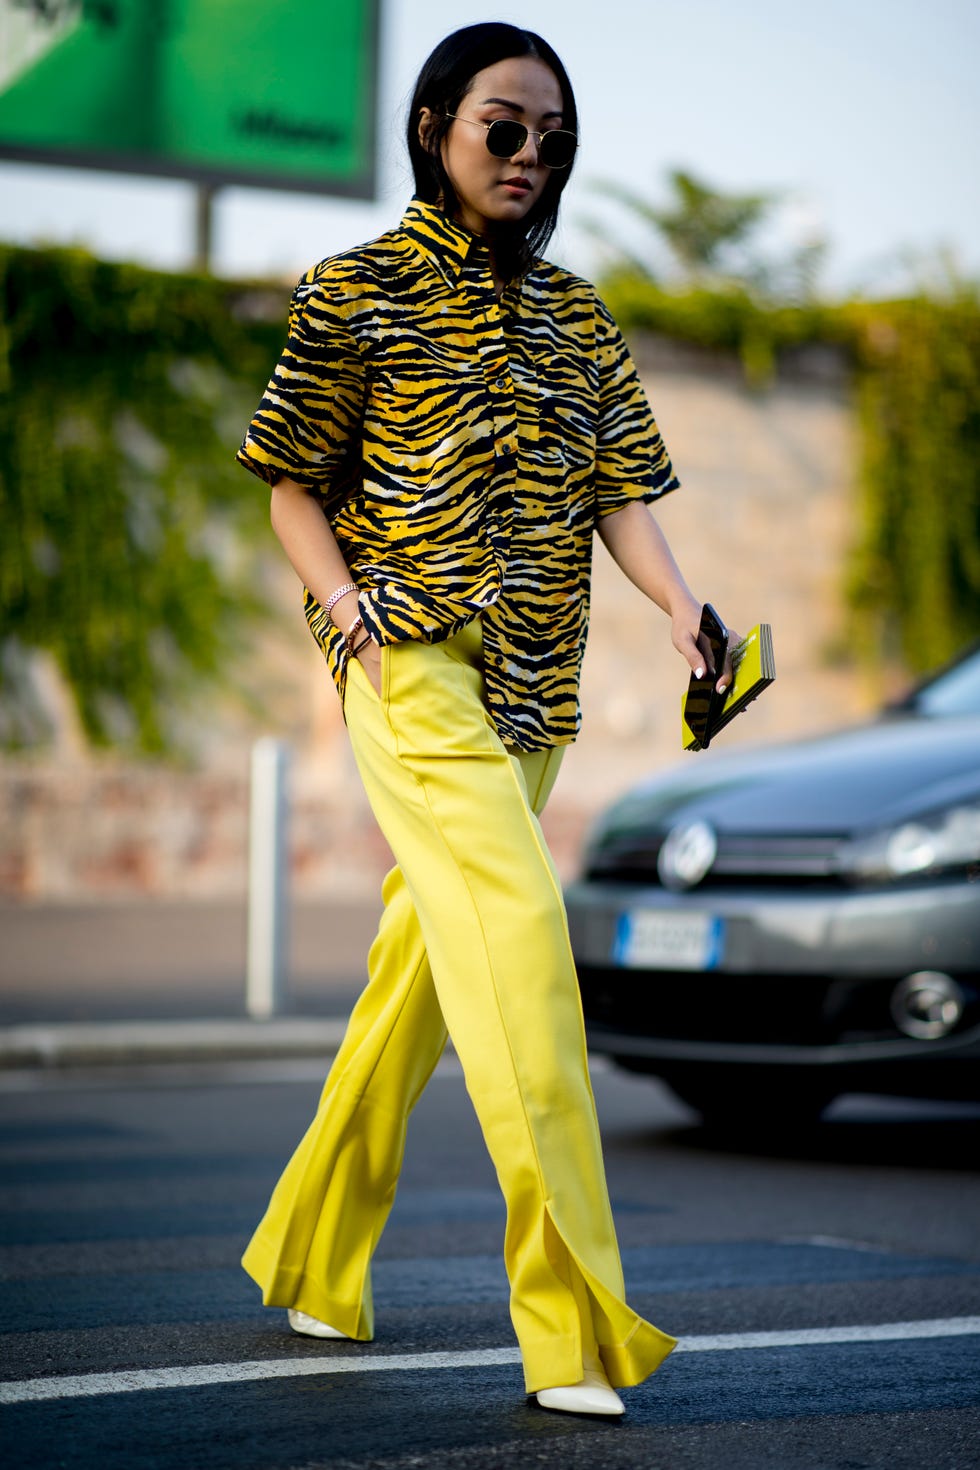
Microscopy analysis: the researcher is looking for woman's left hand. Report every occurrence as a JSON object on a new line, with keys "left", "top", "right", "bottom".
{"left": 355, "top": 637, "right": 383, "bottom": 697}
{"left": 672, "top": 602, "right": 736, "bottom": 693}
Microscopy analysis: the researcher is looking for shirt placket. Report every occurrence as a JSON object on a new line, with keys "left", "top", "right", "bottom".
{"left": 459, "top": 259, "right": 518, "bottom": 572}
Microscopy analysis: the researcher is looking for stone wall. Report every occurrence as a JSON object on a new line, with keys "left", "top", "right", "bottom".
{"left": 0, "top": 343, "right": 884, "bottom": 902}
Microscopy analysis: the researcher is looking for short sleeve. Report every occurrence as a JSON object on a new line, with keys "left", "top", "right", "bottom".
{"left": 236, "top": 270, "right": 366, "bottom": 496}
{"left": 593, "top": 297, "right": 680, "bottom": 518}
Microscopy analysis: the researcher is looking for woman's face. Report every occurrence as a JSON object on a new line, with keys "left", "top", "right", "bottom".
{"left": 420, "top": 55, "right": 566, "bottom": 237}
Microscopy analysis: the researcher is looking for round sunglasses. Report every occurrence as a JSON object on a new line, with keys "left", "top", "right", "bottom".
{"left": 444, "top": 113, "right": 578, "bottom": 170}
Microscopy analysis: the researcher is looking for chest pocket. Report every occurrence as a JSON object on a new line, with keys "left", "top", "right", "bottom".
{"left": 528, "top": 354, "right": 596, "bottom": 472}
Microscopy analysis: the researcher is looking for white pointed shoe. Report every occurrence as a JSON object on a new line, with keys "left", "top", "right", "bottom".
{"left": 287, "top": 1308, "right": 349, "bottom": 1340}
{"left": 536, "top": 1367, "right": 625, "bottom": 1416}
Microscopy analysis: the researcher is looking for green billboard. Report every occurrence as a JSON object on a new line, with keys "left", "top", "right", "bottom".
{"left": 0, "top": 0, "right": 380, "bottom": 197}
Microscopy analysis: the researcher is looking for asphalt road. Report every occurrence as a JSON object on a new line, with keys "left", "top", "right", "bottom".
{"left": 1, "top": 1060, "right": 979, "bottom": 1469}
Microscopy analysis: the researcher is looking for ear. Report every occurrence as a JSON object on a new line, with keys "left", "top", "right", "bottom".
{"left": 417, "top": 106, "right": 436, "bottom": 151}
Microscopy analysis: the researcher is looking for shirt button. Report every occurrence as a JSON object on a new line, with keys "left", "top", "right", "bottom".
{"left": 495, "top": 377, "right": 506, "bottom": 388}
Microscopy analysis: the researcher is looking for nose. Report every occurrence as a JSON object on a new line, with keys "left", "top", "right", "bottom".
{"left": 511, "top": 131, "right": 539, "bottom": 166}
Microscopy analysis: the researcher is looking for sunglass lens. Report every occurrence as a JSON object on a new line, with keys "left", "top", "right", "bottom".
{"left": 485, "top": 120, "right": 527, "bottom": 158}
{"left": 539, "top": 131, "right": 576, "bottom": 168}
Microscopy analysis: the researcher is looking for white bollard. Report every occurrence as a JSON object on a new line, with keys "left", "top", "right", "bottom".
{"left": 247, "top": 737, "right": 291, "bottom": 1019}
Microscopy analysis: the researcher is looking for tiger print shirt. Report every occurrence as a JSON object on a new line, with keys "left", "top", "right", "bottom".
{"left": 237, "top": 199, "right": 679, "bottom": 751}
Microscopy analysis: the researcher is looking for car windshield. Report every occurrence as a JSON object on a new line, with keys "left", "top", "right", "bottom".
{"left": 905, "top": 647, "right": 980, "bottom": 717}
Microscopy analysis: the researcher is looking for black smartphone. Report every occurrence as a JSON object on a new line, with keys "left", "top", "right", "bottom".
{"left": 684, "top": 603, "right": 729, "bottom": 750}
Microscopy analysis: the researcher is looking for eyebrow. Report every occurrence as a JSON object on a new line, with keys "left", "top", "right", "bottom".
{"left": 478, "top": 95, "right": 564, "bottom": 121}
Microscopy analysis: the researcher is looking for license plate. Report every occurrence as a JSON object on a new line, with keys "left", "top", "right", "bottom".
{"left": 612, "top": 910, "right": 724, "bottom": 971}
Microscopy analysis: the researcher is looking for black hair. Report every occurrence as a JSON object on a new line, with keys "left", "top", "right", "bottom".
{"left": 406, "top": 23, "right": 578, "bottom": 280}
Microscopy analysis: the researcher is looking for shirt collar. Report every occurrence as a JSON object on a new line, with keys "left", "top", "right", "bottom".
{"left": 400, "top": 198, "right": 493, "bottom": 283}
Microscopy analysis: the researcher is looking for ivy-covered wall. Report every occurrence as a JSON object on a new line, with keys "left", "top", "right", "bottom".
{"left": 1, "top": 246, "right": 977, "bottom": 758}
{"left": 0, "top": 245, "right": 287, "bottom": 753}
{"left": 848, "top": 289, "right": 980, "bottom": 669}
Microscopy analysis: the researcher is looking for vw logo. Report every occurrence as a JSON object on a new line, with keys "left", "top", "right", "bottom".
{"left": 657, "top": 820, "right": 718, "bottom": 891}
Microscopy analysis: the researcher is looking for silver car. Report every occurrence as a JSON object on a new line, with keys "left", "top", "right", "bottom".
{"left": 567, "top": 644, "right": 980, "bottom": 1126}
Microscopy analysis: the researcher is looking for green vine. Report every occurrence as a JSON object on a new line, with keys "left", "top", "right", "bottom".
{"left": 0, "top": 245, "right": 287, "bottom": 753}
{"left": 847, "top": 290, "right": 980, "bottom": 669}
{"left": 598, "top": 270, "right": 848, "bottom": 385}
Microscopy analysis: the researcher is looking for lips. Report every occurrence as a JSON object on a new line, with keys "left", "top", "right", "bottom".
{"left": 500, "top": 177, "right": 532, "bottom": 193}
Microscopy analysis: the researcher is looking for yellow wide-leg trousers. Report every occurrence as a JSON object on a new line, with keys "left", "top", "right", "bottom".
{"left": 241, "top": 621, "right": 676, "bottom": 1393}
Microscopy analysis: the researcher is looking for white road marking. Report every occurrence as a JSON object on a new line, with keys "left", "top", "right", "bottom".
{"left": 672, "top": 1318, "right": 980, "bottom": 1351}
{"left": 2, "top": 1318, "right": 978, "bottom": 1405}
{"left": 0, "top": 1347, "right": 522, "bottom": 1404}
{"left": 781, "top": 1235, "right": 898, "bottom": 1254}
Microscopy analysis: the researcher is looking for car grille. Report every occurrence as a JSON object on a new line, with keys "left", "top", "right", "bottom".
{"left": 578, "top": 965, "right": 833, "bottom": 1044}
{"left": 585, "top": 833, "right": 846, "bottom": 888}
{"left": 575, "top": 967, "right": 980, "bottom": 1047}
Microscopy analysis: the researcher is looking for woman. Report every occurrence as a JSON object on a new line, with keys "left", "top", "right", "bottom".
{"left": 236, "top": 22, "right": 728, "bottom": 1417}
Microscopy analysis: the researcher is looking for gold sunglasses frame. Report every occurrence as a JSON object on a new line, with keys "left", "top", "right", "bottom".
{"left": 444, "top": 113, "right": 578, "bottom": 169}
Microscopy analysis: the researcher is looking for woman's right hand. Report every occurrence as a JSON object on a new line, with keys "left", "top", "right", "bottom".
{"left": 356, "top": 638, "right": 383, "bottom": 697}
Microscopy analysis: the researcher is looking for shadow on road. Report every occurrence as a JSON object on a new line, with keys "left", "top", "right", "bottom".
{"left": 641, "top": 1102, "right": 980, "bottom": 1171}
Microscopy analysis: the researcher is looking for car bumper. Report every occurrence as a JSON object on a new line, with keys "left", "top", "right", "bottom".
{"left": 565, "top": 876, "right": 980, "bottom": 1085}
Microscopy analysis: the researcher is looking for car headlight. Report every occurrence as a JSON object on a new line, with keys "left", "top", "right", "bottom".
{"left": 840, "top": 801, "right": 980, "bottom": 882}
